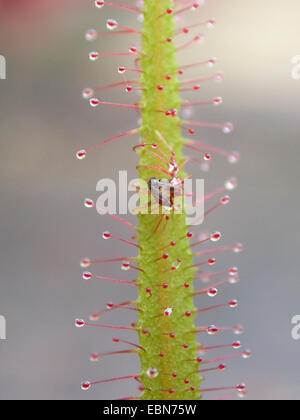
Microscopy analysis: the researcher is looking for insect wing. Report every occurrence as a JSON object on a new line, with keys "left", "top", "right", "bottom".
{"left": 148, "top": 178, "right": 173, "bottom": 208}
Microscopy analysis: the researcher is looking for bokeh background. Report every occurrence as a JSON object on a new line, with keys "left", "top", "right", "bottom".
{"left": 0, "top": 0, "right": 299, "bottom": 400}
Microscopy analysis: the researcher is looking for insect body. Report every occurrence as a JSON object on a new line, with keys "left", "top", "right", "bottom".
{"left": 148, "top": 177, "right": 184, "bottom": 209}
{"left": 135, "top": 131, "right": 187, "bottom": 213}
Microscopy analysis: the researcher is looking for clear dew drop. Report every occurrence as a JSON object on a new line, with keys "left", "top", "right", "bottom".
{"left": 81, "top": 381, "right": 92, "bottom": 390}
{"left": 207, "top": 325, "right": 219, "bottom": 335}
{"left": 223, "top": 122, "right": 234, "bottom": 133}
{"left": 90, "top": 313, "right": 100, "bottom": 321}
{"left": 195, "top": 34, "right": 205, "bottom": 44}
{"left": 118, "top": 66, "right": 126, "bottom": 74}
{"left": 229, "top": 275, "right": 240, "bottom": 284}
{"left": 182, "top": 106, "right": 195, "bottom": 119}
{"left": 90, "top": 353, "right": 100, "bottom": 362}
{"left": 94, "top": 0, "right": 104, "bottom": 8}
{"left": 147, "top": 367, "right": 159, "bottom": 379}
{"left": 234, "top": 325, "right": 244, "bottom": 335}
{"left": 228, "top": 151, "right": 240, "bottom": 164}
{"left": 208, "top": 57, "right": 216, "bottom": 67}
{"left": 85, "top": 29, "right": 98, "bottom": 42}
{"left": 90, "top": 98, "right": 100, "bottom": 107}
{"left": 199, "top": 231, "right": 209, "bottom": 241}
{"left": 174, "top": 15, "right": 182, "bottom": 24}
{"left": 229, "top": 299, "right": 238, "bottom": 308}
{"left": 121, "top": 261, "right": 131, "bottom": 271}
{"left": 164, "top": 307, "right": 173, "bottom": 316}
{"left": 82, "top": 271, "right": 92, "bottom": 280}
{"left": 233, "top": 243, "right": 243, "bottom": 253}
{"left": 232, "top": 341, "right": 241, "bottom": 349}
{"left": 75, "top": 318, "right": 85, "bottom": 328}
{"left": 194, "top": 0, "right": 205, "bottom": 8}
{"left": 89, "top": 51, "right": 100, "bottom": 61}
{"left": 82, "top": 88, "right": 94, "bottom": 100}
{"left": 106, "top": 18, "right": 118, "bottom": 30}
{"left": 207, "top": 18, "right": 216, "bottom": 28}
{"left": 220, "top": 195, "right": 230, "bottom": 205}
{"left": 201, "top": 162, "right": 211, "bottom": 172}
{"left": 84, "top": 198, "right": 94, "bottom": 208}
{"left": 229, "top": 267, "right": 238, "bottom": 276}
{"left": 80, "top": 258, "right": 91, "bottom": 268}
{"left": 242, "top": 349, "right": 252, "bottom": 359}
{"left": 236, "top": 383, "right": 246, "bottom": 392}
{"left": 137, "top": 13, "right": 144, "bottom": 23}
{"left": 210, "top": 231, "right": 221, "bottom": 242}
{"left": 102, "top": 231, "right": 111, "bottom": 240}
{"left": 215, "top": 72, "right": 224, "bottom": 82}
{"left": 129, "top": 45, "right": 137, "bottom": 53}
{"left": 76, "top": 149, "right": 86, "bottom": 160}
{"left": 213, "top": 96, "right": 223, "bottom": 106}
{"left": 207, "top": 287, "right": 218, "bottom": 297}
{"left": 225, "top": 177, "right": 238, "bottom": 191}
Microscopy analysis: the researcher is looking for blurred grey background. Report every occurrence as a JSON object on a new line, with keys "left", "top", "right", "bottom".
{"left": 0, "top": 0, "right": 299, "bottom": 400}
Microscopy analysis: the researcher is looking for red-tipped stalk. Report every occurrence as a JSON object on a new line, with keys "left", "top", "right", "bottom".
{"left": 95, "top": 1, "right": 141, "bottom": 13}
